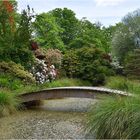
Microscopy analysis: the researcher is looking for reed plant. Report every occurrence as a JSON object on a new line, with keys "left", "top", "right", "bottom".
{"left": 0, "top": 92, "right": 21, "bottom": 117}
{"left": 87, "top": 96, "right": 140, "bottom": 139}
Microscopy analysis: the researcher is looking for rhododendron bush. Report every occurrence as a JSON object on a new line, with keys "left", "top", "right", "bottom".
{"left": 31, "top": 58, "right": 57, "bottom": 84}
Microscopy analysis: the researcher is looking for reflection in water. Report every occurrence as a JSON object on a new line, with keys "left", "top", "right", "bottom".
{"left": 40, "top": 98, "right": 97, "bottom": 112}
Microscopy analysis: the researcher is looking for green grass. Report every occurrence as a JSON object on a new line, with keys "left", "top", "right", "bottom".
{"left": 14, "top": 78, "right": 91, "bottom": 95}
{"left": 87, "top": 96, "right": 140, "bottom": 139}
{"left": 106, "top": 76, "right": 140, "bottom": 94}
{"left": 106, "top": 76, "right": 128, "bottom": 91}
{"left": 44, "top": 78, "right": 91, "bottom": 88}
{"left": 0, "top": 92, "right": 21, "bottom": 117}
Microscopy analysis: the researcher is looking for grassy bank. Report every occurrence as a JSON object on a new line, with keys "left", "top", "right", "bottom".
{"left": 0, "top": 92, "right": 21, "bottom": 117}
{"left": 87, "top": 76, "right": 140, "bottom": 139}
{"left": 87, "top": 96, "right": 140, "bottom": 139}
{"left": 106, "top": 76, "right": 140, "bottom": 94}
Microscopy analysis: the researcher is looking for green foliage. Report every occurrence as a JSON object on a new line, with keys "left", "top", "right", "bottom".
{"left": 50, "top": 8, "right": 79, "bottom": 45}
{"left": 44, "top": 78, "right": 91, "bottom": 88}
{"left": 0, "top": 4, "right": 34, "bottom": 68}
{"left": 62, "top": 50, "right": 79, "bottom": 78}
{"left": 63, "top": 47, "right": 113, "bottom": 85}
{"left": 106, "top": 76, "right": 129, "bottom": 91}
{"left": 102, "top": 24, "right": 119, "bottom": 41}
{"left": 14, "top": 6, "right": 34, "bottom": 68}
{"left": 112, "top": 9, "right": 140, "bottom": 64}
{"left": 0, "top": 61, "right": 35, "bottom": 83}
{"left": 34, "top": 8, "right": 112, "bottom": 52}
{"left": 0, "top": 1, "right": 15, "bottom": 55}
{"left": 0, "top": 74, "right": 25, "bottom": 90}
{"left": 112, "top": 23, "right": 134, "bottom": 63}
{"left": 0, "top": 0, "right": 17, "bottom": 32}
{"left": 15, "top": 7, "right": 32, "bottom": 47}
{"left": 106, "top": 76, "right": 140, "bottom": 94}
{"left": 0, "top": 47, "right": 34, "bottom": 68}
{"left": 34, "top": 13, "right": 65, "bottom": 51}
{"left": 77, "top": 47, "right": 113, "bottom": 85}
{"left": 87, "top": 96, "right": 140, "bottom": 139}
{"left": 69, "top": 19, "right": 111, "bottom": 52}
{"left": 0, "top": 92, "right": 20, "bottom": 117}
{"left": 14, "top": 78, "right": 91, "bottom": 95}
{"left": 125, "top": 49, "right": 140, "bottom": 79}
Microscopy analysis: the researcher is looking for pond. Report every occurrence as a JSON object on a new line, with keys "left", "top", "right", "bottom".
{"left": 0, "top": 98, "right": 97, "bottom": 139}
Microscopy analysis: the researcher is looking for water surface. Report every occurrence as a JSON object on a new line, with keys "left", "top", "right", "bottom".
{"left": 0, "top": 98, "right": 96, "bottom": 139}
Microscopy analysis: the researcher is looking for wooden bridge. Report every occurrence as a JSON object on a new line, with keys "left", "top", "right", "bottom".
{"left": 20, "top": 87, "right": 131, "bottom": 103}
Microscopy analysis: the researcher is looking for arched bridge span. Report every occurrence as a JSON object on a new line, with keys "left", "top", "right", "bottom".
{"left": 20, "top": 87, "right": 130, "bottom": 103}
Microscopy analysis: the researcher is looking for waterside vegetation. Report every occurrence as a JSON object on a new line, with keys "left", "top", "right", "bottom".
{"left": 0, "top": 1, "right": 140, "bottom": 139}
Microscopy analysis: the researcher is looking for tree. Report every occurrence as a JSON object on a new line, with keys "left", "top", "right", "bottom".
{"left": 0, "top": 0, "right": 17, "bottom": 31}
{"left": 123, "top": 9, "right": 140, "bottom": 48}
{"left": 69, "top": 18, "right": 111, "bottom": 53}
{"left": 15, "top": 6, "right": 33, "bottom": 48}
{"left": 102, "top": 24, "right": 119, "bottom": 52}
{"left": 0, "top": 0, "right": 17, "bottom": 50}
{"left": 112, "top": 9, "right": 140, "bottom": 64}
{"left": 12, "top": 6, "right": 34, "bottom": 68}
{"left": 125, "top": 49, "right": 140, "bottom": 79}
{"left": 112, "top": 23, "right": 134, "bottom": 64}
{"left": 50, "top": 8, "right": 79, "bottom": 45}
{"left": 0, "top": 4, "right": 34, "bottom": 69}
{"left": 33, "top": 13, "right": 65, "bottom": 51}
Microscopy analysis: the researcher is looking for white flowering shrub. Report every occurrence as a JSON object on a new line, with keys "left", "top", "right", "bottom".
{"left": 111, "top": 56, "right": 124, "bottom": 75}
{"left": 111, "top": 56, "right": 123, "bottom": 69}
{"left": 31, "top": 58, "right": 57, "bottom": 84}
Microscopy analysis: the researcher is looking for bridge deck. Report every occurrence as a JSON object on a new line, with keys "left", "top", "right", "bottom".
{"left": 20, "top": 87, "right": 131, "bottom": 103}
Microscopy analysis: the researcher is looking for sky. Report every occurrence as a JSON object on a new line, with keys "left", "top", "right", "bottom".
{"left": 17, "top": 0, "right": 140, "bottom": 26}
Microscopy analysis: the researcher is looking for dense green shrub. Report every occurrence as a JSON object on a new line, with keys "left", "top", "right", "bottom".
{"left": 0, "top": 74, "right": 25, "bottom": 90}
{"left": 0, "top": 92, "right": 20, "bottom": 117}
{"left": 0, "top": 48, "right": 34, "bottom": 69}
{"left": 62, "top": 47, "right": 114, "bottom": 85}
{"left": 62, "top": 50, "right": 79, "bottom": 78}
{"left": 87, "top": 96, "right": 140, "bottom": 139}
{"left": 0, "top": 61, "right": 35, "bottom": 83}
